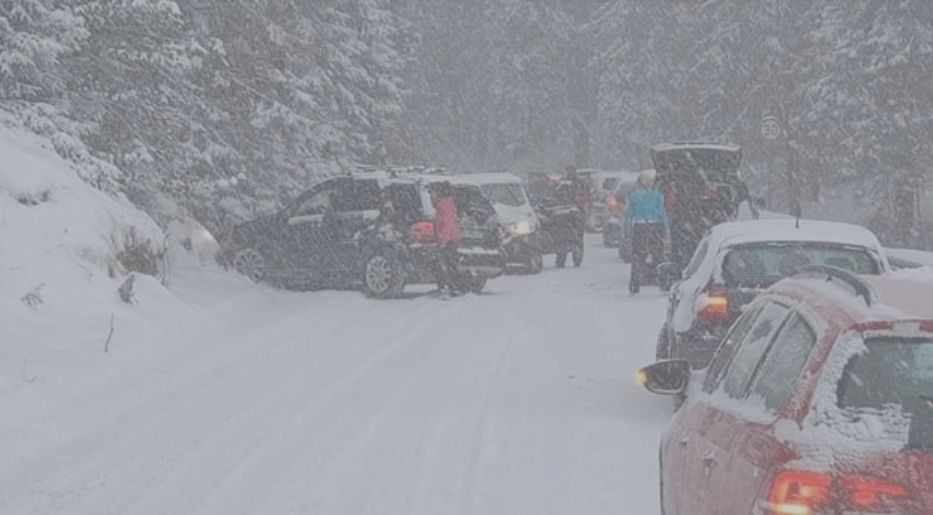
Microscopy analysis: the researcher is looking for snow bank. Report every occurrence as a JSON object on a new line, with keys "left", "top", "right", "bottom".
{"left": 0, "top": 124, "right": 164, "bottom": 308}
{"left": 0, "top": 123, "right": 191, "bottom": 394}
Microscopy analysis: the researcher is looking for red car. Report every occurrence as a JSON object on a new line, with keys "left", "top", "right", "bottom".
{"left": 637, "top": 266, "right": 933, "bottom": 514}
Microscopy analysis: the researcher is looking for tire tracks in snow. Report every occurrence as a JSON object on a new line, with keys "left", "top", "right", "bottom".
{"left": 186, "top": 297, "right": 469, "bottom": 515}
{"left": 0, "top": 295, "right": 438, "bottom": 515}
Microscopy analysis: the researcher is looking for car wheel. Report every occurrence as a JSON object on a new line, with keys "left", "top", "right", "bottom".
{"left": 363, "top": 250, "right": 405, "bottom": 299}
{"left": 572, "top": 244, "right": 584, "bottom": 267}
{"left": 655, "top": 325, "right": 671, "bottom": 360}
{"left": 555, "top": 252, "right": 567, "bottom": 268}
{"left": 526, "top": 250, "right": 544, "bottom": 274}
{"left": 467, "top": 276, "right": 487, "bottom": 294}
{"left": 233, "top": 247, "right": 267, "bottom": 283}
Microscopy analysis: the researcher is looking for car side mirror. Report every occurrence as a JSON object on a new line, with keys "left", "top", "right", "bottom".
{"left": 635, "top": 360, "right": 691, "bottom": 396}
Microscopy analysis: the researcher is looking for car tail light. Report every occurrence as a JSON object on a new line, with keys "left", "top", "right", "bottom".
{"left": 765, "top": 470, "right": 832, "bottom": 514}
{"left": 697, "top": 284, "right": 730, "bottom": 324}
{"left": 760, "top": 470, "right": 909, "bottom": 514}
{"left": 409, "top": 221, "right": 437, "bottom": 244}
{"left": 839, "top": 474, "right": 908, "bottom": 510}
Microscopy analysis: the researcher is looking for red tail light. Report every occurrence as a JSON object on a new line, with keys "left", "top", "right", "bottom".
{"left": 767, "top": 470, "right": 832, "bottom": 513}
{"left": 697, "top": 284, "right": 730, "bottom": 324}
{"left": 409, "top": 221, "right": 437, "bottom": 244}
{"left": 839, "top": 474, "right": 908, "bottom": 509}
{"left": 762, "top": 470, "right": 909, "bottom": 514}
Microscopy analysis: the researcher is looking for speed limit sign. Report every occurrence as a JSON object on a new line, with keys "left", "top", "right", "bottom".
{"left": 760, "top": 116, "right": 782, "bottom": 141}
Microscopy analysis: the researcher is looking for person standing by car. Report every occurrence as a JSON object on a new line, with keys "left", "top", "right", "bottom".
{"left": 431, "top": 182, "right": 463, "bottom": 295}
{"left": 625, "top": 169, "right": 669, "bottom": 294}
{"left": 563, "top": 165, "right": 592, "bottom": 220}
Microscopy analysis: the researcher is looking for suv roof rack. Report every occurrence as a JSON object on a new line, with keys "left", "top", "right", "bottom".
{"left": 793, "top": 265, "right": 876, "bottom": 306}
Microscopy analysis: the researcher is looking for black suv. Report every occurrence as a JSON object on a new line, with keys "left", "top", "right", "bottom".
{"left": 223, "top": 172, "right": 506, "bottom": 298}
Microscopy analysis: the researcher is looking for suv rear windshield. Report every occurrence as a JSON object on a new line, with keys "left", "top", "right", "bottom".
{"left": 721, "top": 242, "right": 878, "bottom": 288}
{"left": 480, "top": 184, "right": 527, "bottom": 207}
{"left": 837, "top": 337, "right": 933, "bottom": 449}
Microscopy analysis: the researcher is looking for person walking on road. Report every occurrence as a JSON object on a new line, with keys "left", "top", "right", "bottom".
{"left": 430, "top": 182, "right": 463, "bottom": 296}
{"left": 625, "top": 169, "right": 669, "bottom": 295}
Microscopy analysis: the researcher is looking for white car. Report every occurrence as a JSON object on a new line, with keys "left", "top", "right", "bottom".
{"left": 455, "top": 173, "right": 543, "bottom": 272}
{"left": 656, "top": 218, "right": 891, "bottom": 368}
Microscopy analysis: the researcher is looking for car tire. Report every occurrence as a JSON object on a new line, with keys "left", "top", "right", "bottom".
{"left": 526, "top": 251, "right": 544, "bottom": 274}
{"left": 467, "top": 276, "right": 487, "bottom": 294}
{"left": 362, "top": 250, "right": 406, "bottom": 299}
{"left": 556, "top": 252, "right": 567, "bottom": 268}
{"left": 572, "top": 244, "right": 584, "bottom": 267}
{"left": 233, "top": 247, "right": 267, "bottom": 283}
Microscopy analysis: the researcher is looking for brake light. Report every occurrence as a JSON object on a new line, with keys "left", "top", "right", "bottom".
{"left": 767, "top": 470, "right": 832, "bottom": 514}
{"left": 697, "top": 284, "right": 730, "bottom": 324}
{"left": 839, "top": 474, "right": 908, "bottom": 509}
{"left": 763, "top": 470, "right": 909, "bottom": 514}
{"left": 409, "top": 221, "right": 436, "bottom": 244}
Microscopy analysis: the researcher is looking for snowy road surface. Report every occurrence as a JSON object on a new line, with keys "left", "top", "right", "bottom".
{"left": 0, "top": 237, "right": 671, "bottom": 514}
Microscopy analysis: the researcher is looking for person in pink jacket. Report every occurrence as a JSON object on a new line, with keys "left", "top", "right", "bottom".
{"left": 430, "top": 182, "right": 463, "bottom": 293}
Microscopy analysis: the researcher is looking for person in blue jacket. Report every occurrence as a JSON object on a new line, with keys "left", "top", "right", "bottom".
{"left": 624, "top": 169, "right": 669, "bottom": 294}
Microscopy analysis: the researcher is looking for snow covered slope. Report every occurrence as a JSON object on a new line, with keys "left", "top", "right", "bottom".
{"left": 0, "top": 124, "right": 175, "bottom": 392}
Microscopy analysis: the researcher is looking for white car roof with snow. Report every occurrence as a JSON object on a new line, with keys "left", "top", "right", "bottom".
{"left": 707, "top": 219, "right": 885, "bottom": 252}
{"left": 451, "top": 172, "right": 524, "bottom": 186}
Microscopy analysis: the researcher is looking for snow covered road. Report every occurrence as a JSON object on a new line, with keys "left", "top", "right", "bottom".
{"left": 0, "top": 238, "right": 671, "bottom": 515}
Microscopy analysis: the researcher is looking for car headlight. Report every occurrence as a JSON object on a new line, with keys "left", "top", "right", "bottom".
{"left": 510, "top": 221, "right": 534, "bottom": 236}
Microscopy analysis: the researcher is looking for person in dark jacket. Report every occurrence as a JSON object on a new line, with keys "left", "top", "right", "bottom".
{"left": 430, "top": 182, "right": 463, "bottom": 294}
{"left": 625, "top": 169, "right": 669, "bottom": 294}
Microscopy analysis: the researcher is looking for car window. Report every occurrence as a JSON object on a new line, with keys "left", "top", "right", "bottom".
{"left": 837, "top": 337, "right": 933, "bottom": 412}
{"left": 332, "top": 179, "right": 381, "bottom": 212}
{"left": 480, "top": 183, "right": 527, "bottom": 207}
{"left": 721, "top": 302, "right": 791, "bottom": 399}
{"left": 747, "top": 314, "right": 817, "bottom": 413}
{"left": 703, "top": 302, "right": 764, "bottom": 394}
{"left": 721, "top": 242, "right": 880, "bottom": 288}
{"left": 682, "top": 238, "right": 710, "bottom": 280}
{"left": 293, "top": 184, "right": 336, "bottom": 217}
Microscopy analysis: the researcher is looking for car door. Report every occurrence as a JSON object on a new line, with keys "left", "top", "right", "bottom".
{"left": 684, "top": 301, "right": 791, "bottom": 515}
{"left": 662, "top": 301, "right": 762, "bottom": 515}
{"left": 722, "top": 312, "right": 819, "bottom": 514}
{"left": 330, "top": 178, "right": 383, "bottom": 277}
{"left": 286, "top": 179, "right": 338, "bottom": 277}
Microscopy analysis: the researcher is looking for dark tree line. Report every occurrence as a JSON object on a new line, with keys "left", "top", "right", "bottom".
{"left": 3, "top": 0, "right": 932, "bottom": 246}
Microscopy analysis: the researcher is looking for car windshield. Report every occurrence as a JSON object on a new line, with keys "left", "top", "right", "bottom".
{"left": 480, "top": 184, "right": 527, "bottom": 207}
{"left": 721, "top": 242, "right": 878, "bottom": 288}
